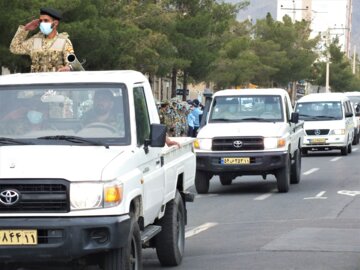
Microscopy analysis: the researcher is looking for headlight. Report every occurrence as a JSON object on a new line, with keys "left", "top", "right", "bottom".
{"left": 70, "top": 182, "right": 123, "bottom": 210}
{"left": 329, "top": 129, "right": 345, "bottom": 135}
{"left": 264, "top": 137, "right": 286, "bottom": 149}
{"left": 194, "top": 138, "right": 212, "bottom": 150}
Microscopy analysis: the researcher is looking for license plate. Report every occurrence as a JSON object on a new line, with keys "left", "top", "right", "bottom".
{"left": 311, "top": 138, "right": 326, "bottom": 144}
{"left": 222, "top": 157, "right": 250, "bottom": 164}
{"left": 0, "top": 230, "right": 37, "bottom": 245}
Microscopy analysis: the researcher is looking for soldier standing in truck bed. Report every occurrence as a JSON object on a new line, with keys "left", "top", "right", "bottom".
{"left": 10, "top": 7, "right": 75, "bottom": 72}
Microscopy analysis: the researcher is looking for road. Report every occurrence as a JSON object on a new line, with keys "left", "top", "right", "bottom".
{"left": 143, "top": 148, "right": 360, "bottom": 270}
{"left": 15, "top": 148, "right": 360, "bottom": 270}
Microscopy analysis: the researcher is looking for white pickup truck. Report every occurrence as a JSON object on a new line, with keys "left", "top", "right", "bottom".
{"left": 0, "top": 71, "right": 195, "bottom": 270}
{"left": 195, "top": 88, "right": 304, "bottom": 194}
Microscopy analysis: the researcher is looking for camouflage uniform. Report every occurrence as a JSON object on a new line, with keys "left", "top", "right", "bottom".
{"left": 10, "top": 25, "right": 74, "bottom": 72}
{"left": 158, "top": 100, "right": 191, "bottom": 137}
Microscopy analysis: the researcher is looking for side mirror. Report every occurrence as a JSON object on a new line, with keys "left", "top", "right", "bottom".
{"left": 345, "top": 112, "right": 353, "bottom": 118}
{"left": 148, "top": 123, "right": 167, "bottom": 145}
{"left": 144, "top": 124, "right": 167, "bottom": 154}
{"left": 290, "top": 112, "right": 299, "bottom": 124}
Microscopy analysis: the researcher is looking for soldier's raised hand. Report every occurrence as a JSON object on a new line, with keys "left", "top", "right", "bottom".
{"left": 24, "top": 19, "right": 40, "bottom": 31}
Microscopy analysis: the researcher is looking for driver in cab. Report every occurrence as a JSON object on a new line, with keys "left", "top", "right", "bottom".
{"left": 82, "top": 90, "right": 117, "bottom": 125}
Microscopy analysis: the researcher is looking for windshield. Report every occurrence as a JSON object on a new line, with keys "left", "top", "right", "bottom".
{"left": 0, "top": 83, "right": 130, "bottom": 145}
{"left": 209, "top": 95, "right": 284, "bottom": 123}
{"left": 295, "top": 101, "right": 343, "bottom": 121}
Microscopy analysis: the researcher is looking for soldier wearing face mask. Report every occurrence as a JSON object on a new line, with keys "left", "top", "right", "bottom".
{"left": 10, "top": 7, "right": 75, "bottom": 72}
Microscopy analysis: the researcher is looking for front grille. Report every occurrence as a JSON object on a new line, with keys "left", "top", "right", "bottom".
{"left": 212, "top": 137, "right": 264, "bottom": 151}
{"left": 306, "top": 129, "right": 330, "bottom": 136}
{"left": 0, "top": 179, "right": 70, "bottom": 213}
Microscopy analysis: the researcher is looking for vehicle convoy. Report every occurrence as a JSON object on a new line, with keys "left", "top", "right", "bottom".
{"left": 0, "top": 71, "right": 196, "bottom": 269}
{"left": 194, "top": 88, "right": 304, "bottom": 194}
{"left": 295, "top": 93, "right": 355, "bottom": 156}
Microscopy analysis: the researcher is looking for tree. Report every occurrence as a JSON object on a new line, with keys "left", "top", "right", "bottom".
{"left": 313, "top": 38, "right": 354, "bottom": 92}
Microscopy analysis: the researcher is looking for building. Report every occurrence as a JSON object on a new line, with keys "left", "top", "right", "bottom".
{"left": 277, "top": 0, "right": 352, "bottom": 56}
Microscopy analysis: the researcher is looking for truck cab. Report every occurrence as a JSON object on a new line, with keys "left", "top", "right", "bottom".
{"left": 195, "top": 88, "right": 304, "bottom": 194}
{"left": 0, "top": 71, "right": 195, "bottom": 269}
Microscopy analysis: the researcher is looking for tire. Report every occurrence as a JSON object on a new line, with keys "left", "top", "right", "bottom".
{"left": 276, "top": 153, "right": 290, "bottom": 193}
{"left": 219, "top": 175, "right": 232, "bottom": 186}
{"left": 352, "top": 130, "right": 357, "bottom": 145}
{"left": 301, "top": 148, "right": 308, "bottom": 156}
{"left": 348, "top": 143, "right": 352, "bottom": 154}
{"left": 195, "top": 171, "right": 210, "bottom": 194}
{"left": 102, "top": 215, "right": 142, "bottom": 270}
{"left": 341, "top": 146, "right": 348, "bottom": 156}
{"left": 155, "top": 191, "right": 185, "bottom": 266}
{"left": 290, "top": 150, "right": 301, "bottom": 184}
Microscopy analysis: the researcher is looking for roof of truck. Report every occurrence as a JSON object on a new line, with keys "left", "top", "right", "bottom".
{"left": 297, "top": 92, "right": 350, "bottom": 103}
{"left": 213, "top": 88, "right": 289, "bottom": 97}
{"left": 0, "top": 70, "right": 148, "bottom": 86}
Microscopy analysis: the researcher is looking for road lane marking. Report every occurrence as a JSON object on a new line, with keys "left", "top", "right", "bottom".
{"left": 185, "top": 222, "right": 218, "bottom": 238}
{"left": 254, "top": 189, "right": 276, "bottom": 200}
{"left": 304, "top": 191, "right": 327, "bottom": 200}
{"left": 303, "top": 168, "right": 319, "bottom": 175}
{"left": 331, "top": 157, "right": 342, "bottom": 162}
{"left": 338, "top": 190, "right": 360, "bottom": 197}
{"left": 353, "top": 148, "right": 358, "bottom": 152}
{"left": 195, "top": 194, "right": 219, "bottom": 199}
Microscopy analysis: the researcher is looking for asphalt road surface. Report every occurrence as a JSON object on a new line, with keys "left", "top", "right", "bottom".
{"left": 13, "top": 148, "right": 360, "bottom": 270}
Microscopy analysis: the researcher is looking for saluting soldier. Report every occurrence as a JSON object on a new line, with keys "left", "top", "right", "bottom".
{"left": 10, "top": 7, "right": 75, "bottom": 72}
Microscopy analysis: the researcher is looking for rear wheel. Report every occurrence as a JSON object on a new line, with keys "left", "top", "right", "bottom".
{"left": 290, "top": 150, "right": 301, "bottom": 184}
{"left": 155, "top": 191, "right": 185, "bottom": 266}
{"left": 195, "top": 171, "right": 210, "bottom": 194}
{"left": 276, "top": 154, "right": 290, "bottom": 193}
{"left": 219, "top": 175, "right": 232, "bottom": 186}
{"left": 102, "top": 215, "right": 142, "bottom": 270}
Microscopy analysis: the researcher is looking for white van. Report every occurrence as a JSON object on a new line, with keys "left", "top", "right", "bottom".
{"left": 295, "top": 93, "right": 354, "bottom": 155}
{"left": 344, "top": 91, "right": 360, "bottom": 144}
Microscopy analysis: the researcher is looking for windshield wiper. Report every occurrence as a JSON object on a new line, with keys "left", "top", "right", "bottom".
{"left": 241, "top": 117, "right": 264, "bottom": 121}
{"left": 211, "top": 118, "right": 235, "bottom": 122}
{"left": 314, "top": 115, "right": 338, "bottom": 119}
{"left": 299, "top": 113, "right": 312, "bottom": 117}
{"left": 0, "top": 137, "right": 32, "bottom": 145}
{"left": 37, "top": 135, "right": 109, "bottom": 148}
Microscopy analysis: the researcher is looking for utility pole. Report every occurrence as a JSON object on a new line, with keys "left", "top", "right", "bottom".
{"left": 324, "top": 29, "right": 331, "bottom": 93}
{"left": 353, "top": 45, "right": 356, "bottom": 74}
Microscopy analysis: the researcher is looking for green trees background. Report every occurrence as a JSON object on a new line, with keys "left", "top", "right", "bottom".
{"left": 0, "top": 0, "right": 359, "bottom": 93}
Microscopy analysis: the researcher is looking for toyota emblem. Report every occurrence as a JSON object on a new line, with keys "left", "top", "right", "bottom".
{"left": 314, "top": 129, "right": 321, "bottom": 136}
{"left": 233, "top": 140, "right": 243, "bottom": 148}
{"left": 0, "top": 189, "right": 20, "bottom": 206}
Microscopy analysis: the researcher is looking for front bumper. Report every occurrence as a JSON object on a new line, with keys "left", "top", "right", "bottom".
{"left": 302, "top": 135, "right": 347, "bottom": 150}
{"left": 196, "top": 151, "right": 288, "bottom": 175}
{"left": 0, "top": 215, "right": 131, "bottom": 263}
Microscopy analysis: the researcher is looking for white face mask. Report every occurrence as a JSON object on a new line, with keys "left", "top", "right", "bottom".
{"left": 27, "top": 110, "right": 43, "bottom": 125}
{"left": 39, "top": 22, "right": 53, "bottom": 35}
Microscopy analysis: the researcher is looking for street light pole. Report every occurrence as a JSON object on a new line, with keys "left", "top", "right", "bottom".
{"left": 325, "top": 61, "right": 330, "bottom": 92}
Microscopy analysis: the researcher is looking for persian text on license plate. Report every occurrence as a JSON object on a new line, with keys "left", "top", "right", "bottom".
{"left": 222, "top": 157, "right": 250, "bottom": 164}
{"left": 0, "top": 230, "right": 37, "bottom": 245}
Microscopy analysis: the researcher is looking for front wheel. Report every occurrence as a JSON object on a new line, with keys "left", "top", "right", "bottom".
{"left": 155, "top": 191, "right": 185, "bottom": 266}
{"left": 276, "top": 154, "right": 290, "bottom": 193}
{"left": 195, "top": 171, "right": 210, "bottom": 194}
{"left": 102, "top": 215, "right": 142, "bottom": 270}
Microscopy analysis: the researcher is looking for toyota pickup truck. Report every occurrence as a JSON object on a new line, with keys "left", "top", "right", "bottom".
{"left": 0, "top": 70, "right": 195, "bottom": 270}
{"left": 194, "top": 88, "right": 304, "bottom": 194}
